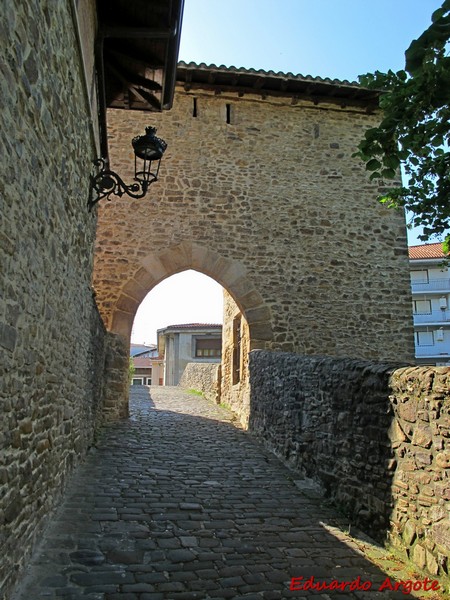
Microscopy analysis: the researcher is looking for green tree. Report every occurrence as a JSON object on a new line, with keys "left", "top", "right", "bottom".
{"left": 354, "top": 0, "right": 450, "bottom": 250}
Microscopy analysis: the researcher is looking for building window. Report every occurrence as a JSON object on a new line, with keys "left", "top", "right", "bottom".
{"left": 232, "top": 315, "right": 242, "bottom": 384}
{"left": 416, "top": 331, "right": 434, "bottom": 346}
{"left": 132, "top": 378, "right": 144, "bottom": 385}
{"left": 411, "top": 270, "right": 429, "bottom": 284}
{"left": 146, "top": 377, "right": 152, "bottom": 385}
{"left": 413, "top": 299, "right": 432, "bottom": 314}
{"left": 195, "top": 337, "right": 221, "bottom": 358}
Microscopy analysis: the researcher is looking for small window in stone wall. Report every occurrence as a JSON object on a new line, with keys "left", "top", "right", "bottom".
{"left": 193, "top": 97, "right": 198, "bottom": 118}
{"left": 226, "top": 103, "right": 232, "bottom": 124}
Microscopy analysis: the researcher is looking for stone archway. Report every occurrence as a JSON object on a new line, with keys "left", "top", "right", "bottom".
{"left": 95, "top": 77, "right": 416, "bottom": 421}
{"left": 101, "top": 242, "right": 273, "bottom": 421}
{"left": 110, "top": 241, "right": 273, "bottom": 350}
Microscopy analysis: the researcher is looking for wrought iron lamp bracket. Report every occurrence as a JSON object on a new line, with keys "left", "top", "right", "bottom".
{"left": 88, "top": 158, "right": 154, "bottom": 211}
{"left": 87, "top": 127, "right": 166, "bottom": 211}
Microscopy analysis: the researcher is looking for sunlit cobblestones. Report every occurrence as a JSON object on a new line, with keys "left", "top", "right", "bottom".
{"left": 11, "top": 387, "right": 440, "bottom": 600}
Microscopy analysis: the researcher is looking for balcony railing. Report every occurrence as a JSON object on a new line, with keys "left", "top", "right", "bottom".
{"left": 411, "top": 278, "right": 450, "bottom": 292}
{"left": 415, "top": 345, "right": 450, "bottom": 358}
{"left": 413, "top": 310, "right": 450, "bottom": 324}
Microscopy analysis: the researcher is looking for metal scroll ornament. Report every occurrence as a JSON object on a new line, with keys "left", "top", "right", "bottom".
{"left": 88, "top": 127, "right": 167, "bottom": 211}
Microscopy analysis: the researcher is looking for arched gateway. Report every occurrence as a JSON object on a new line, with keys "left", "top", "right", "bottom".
{"left": 93, "top": 63, "right": 414, "bottom": 419}
{"left": 107, "top": 242, "right": 272, "bottom": 348}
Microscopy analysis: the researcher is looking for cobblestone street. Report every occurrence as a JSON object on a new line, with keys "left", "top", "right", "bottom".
{"left": 12, "top": 387, "right": 443, "bottom": 600}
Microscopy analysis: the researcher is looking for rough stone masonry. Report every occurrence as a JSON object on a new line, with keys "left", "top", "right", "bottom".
{"left": 0, "top": 1, "right": 106, "bottom": 597}
{"left": 93, "top": 65, "right": 415, "bottom": 368}
{"left": 246, "top": 352, "right": 450, "bottom": 584}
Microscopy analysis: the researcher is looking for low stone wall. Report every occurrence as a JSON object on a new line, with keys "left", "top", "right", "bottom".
{"left": 179, "top": 363, "right": 221, "bottom": 403}
{"left": 247, "top": 351, "right": 450, "bottom": 581}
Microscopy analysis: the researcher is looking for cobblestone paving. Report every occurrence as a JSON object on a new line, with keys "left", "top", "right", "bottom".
{"left": 12, "top": 387, "right": 441, "bottom": 600}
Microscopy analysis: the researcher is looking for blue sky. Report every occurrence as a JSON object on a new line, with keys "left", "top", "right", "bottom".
{"left": 178, "top": 0, "right": 442, "bottom": 244}
{"left": 132, "top": 1, "right": 442, "bottom": 344}
{"left": 179, "top": 0, "right": 442, "bottom": 82}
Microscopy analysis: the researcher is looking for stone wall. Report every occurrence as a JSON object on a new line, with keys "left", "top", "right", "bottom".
{"left": 220, "top": 291, "right": 251, "bottom": 426}
{"left": 93, "top": 83, "right": 414, "bottom": 364}
{"left": 0, "top": 1, "right": 104, "bottom": 597}
{"left": 178, "top": 363, "right": 221, "bottom": 403}
{"left": 101, "top": 332, "right": 131, "bottom": 421}
{"left": 247, "top": 351, "right": 450, "bottom": 581}
{"left": 388, "top": 367, "right": 450, "bottom": 578}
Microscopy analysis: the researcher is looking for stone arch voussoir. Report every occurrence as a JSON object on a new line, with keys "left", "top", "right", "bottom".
{"left": 110, "top": 241, "right": 273, "bottom": 348}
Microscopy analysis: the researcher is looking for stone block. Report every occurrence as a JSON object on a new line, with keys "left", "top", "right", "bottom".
{"left": 412, "top": 425, "right": 433, "bottom": 448}
{"left": 413, "top": 544, "right": 427, "bottom": 569}
{"left": 133, "top": 267, "right": 156, "bottom": 290}
{"left": 19, "top": 420, "right": 32, "bottom": 434}
{"left": 139, "top": 254, "right": 167, "bottom": 281}
{"left": 0, "top": 322, "right": 17, "bottom": 352}
{"left": 432, "top": 520, "right": 450, "bottom": 551}
{"left": 414, "top": 451, "right": 432, "bottom": 465}
{"left": 116, "top": 294, "right": 139, "bottom": 315}
{"left": 402, "top": 520, "right": 416, "bottom": 546}
{"left": 396, "top": 400, "right": 417, "bottom": 422}
{"left": 426, "top": 550, "right": 440, "bottom": 575}
{"left": 389, "top": 421, "right": 407, "bottom": 444}
{"left": 435, "top": 451, "right": 450, "bottom": 468}
{"left": 121, "top": 279, "right": 148, "bottom": 304}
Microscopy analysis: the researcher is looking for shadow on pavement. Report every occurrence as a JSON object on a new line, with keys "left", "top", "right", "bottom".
{"left": 11, "top": 387, "right": 445, "bottom": 600}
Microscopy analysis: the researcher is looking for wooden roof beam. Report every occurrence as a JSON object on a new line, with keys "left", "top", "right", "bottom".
{"left": 105, "top": 45, "right": 164, "bottom": 70}
{"left": 105, "top": 62, "right": 161, "bottom": 109}
{"left": 252, "top": 77, "right": 266, "bottom": 90}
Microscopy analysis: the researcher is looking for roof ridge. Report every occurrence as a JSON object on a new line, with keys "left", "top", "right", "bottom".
{"left": 409, "top": 242, "right": 443, "bottom": 248}
{"left": 177, "top": 60, "right": 361, "bottom": 88}
{"left": 164, "top": 322, "right": 222, "bottom": 327}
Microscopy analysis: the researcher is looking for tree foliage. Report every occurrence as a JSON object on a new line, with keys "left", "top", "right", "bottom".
{"left": 354, "top": 0, "right": 450, "bottom": 250}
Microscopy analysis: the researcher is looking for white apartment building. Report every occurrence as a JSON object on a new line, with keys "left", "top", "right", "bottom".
{"left": 409, "top": 243, "right": 450, "bottom": 366}
{"left": 157, "top": 323, "right": 222, "bottom": 385}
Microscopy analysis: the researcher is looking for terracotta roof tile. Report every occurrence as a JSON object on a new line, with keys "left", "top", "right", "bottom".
{"left": 178, "top": 61, "right": 362, "bottom": 87}
{"left": 163, "top": 323, "right": 222, "bottom": 330}
{"left": 176, "top": 62, "right": 380, "bottom": 107}
{"left": 133, "top": 357, "right": 162, "bottom": 368}
{"left": 409, "top": 243, "right": 448, "bottom": 260}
